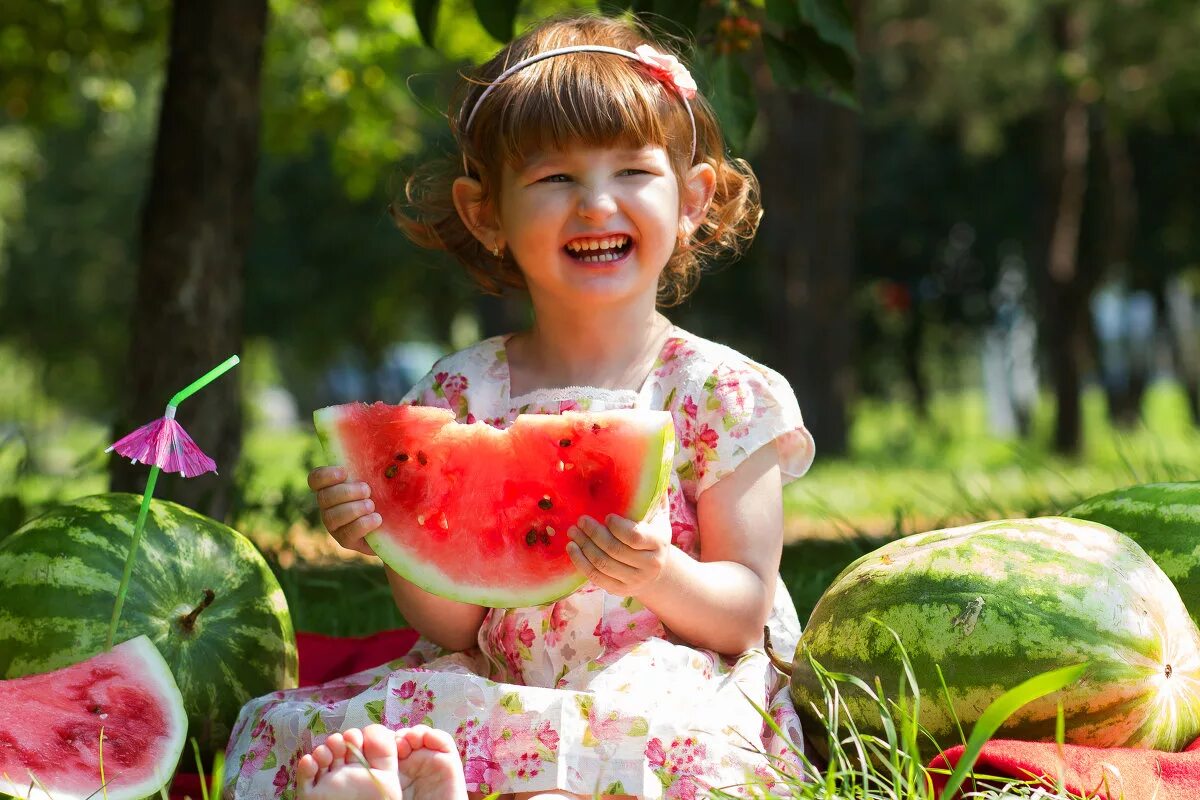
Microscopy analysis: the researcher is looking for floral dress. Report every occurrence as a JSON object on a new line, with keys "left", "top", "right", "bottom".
{"left": 224, "top": 327, "right": 816, "bottom": 799}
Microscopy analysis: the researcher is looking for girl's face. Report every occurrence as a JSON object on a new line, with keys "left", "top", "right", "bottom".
{"left": 493, "top": 144, "right": 691, "bottom": 308}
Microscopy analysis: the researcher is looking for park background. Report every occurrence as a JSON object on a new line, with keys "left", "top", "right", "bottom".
{"left": 1, "top": 0, "right": 1199, "bottom": 634}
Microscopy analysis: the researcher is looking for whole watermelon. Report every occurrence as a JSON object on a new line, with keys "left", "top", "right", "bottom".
{"left": 788, "top": 517, "right": 1200, "bottom": 757}
{"left": 0, "top": 493, "right": 299, "bottom": 758}
{"left": 1066, "top": 481, "right": 1200, "bottom": 625}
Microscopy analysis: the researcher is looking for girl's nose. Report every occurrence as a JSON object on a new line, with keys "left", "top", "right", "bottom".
{"left": 575, "top": 183, "right": 618, "bottom": 221}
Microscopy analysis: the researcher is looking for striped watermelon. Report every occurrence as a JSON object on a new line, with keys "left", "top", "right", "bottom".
{"left": 0, "top": 493, "right": 298, "bottom": 759}
{"left": 787, "top": 517, "right": 1200, "bottom": 755}
{"left": 1066, "top": 481, "right": 1200, "bottom": 625}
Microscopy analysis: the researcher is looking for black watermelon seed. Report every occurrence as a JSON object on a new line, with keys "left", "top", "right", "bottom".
{"left": 384, "top": 464, "right": 398, "bottom": 479}
{"left": 591, "top": 424, "right": 601, "bottom": 433}
{"left": 539, "top": 532, "right": 550, "bottom": 545}
{"left": 395, "top": 453, "right": 409, "bottom": 462}
{"left": 538, "top": 497, "right": 553, "bottom": 510}
{"left": 416, "top": 451, "right": 428, "bottom": 466}
{"left": 525, "top": 529, "right": 537, "bottom": 546}
{"left": 559, "top": 438, "right": 572, "bottom": 447}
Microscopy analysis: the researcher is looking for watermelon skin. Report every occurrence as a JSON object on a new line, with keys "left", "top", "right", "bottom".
{"left": 0, "top": 494, "right": 298, "bottom": 759}
{"left": 789, "top": 517, "right": 1200, "bottom": 756}
{"left": 0, "top": 635, "right": 187, "bottom": 800}
{"left": 1066, "top": 481, "right": 1200, "bottom": 625}
{"left": 315, "top": 404, "right": 675, "bottom": 608}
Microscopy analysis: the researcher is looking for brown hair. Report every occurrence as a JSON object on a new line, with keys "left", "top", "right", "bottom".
{"left": 395, "top": 12, "right": 762, "bottom": 306}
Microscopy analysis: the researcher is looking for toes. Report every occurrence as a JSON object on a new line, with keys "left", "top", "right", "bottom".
{"left": 362, "top": 724, "right": 401, "bottom": 769}
{"left": 296, "top": 753, "right": 319, "bottom": 787}
{"left": 312, "top": 743, "right": 334, "bottom": 773}
{"left": 323, "top": 732, "right": 347, "bottom": 762}
{"left": 341, "top": 727, "right": 365, "bottom": 764}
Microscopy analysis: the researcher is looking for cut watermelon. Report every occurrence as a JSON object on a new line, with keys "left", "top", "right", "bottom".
{"left": 0, "top": 635, "right": 187, "bottom": 800}
{"left": 315, "top": 404, "right": 674, "bottom": 607}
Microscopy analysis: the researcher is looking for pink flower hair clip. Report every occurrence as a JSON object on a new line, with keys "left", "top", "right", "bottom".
{"left": 633, "top": 45, "right": 698, "bottom": 100}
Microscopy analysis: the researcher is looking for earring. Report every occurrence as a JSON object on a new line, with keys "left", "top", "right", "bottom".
{"left": 491, "top": 243, "right": 501, "bottom": 258}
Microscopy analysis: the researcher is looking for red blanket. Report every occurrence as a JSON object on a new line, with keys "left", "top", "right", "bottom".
{"left": 173, "top": 631, "right": 1200, "bottom": 800}
{"left": 931, "top": 736, "right": 1200, "bottom": 799}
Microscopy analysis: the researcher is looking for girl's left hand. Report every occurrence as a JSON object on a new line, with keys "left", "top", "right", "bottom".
{"left": 566, "top": 512, "right": 671, "bottom": 597}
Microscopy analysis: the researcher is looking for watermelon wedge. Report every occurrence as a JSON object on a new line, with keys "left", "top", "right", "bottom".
{"left": 0, "top": 635, "right": 187, "bottom": 800}
{"left": 315, "top": 404, "right": 675, "bottom": 607}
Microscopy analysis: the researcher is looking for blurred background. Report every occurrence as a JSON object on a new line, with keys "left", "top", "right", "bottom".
{"left": 2, "top": 0, "right": 1198, "bottom": 629}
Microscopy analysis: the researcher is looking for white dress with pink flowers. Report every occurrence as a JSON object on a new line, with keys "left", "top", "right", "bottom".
{"left": 224, "top": 327, "right": 816, "bottom": 800}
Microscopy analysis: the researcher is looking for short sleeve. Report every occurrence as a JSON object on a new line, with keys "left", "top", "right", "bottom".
{"left": 678, "top": 359, "right": 815, "bottom": 497}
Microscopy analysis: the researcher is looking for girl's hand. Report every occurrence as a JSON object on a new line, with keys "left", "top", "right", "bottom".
{"left": 308, "top": 466, "right": 381, "bottom": 556}
{"left": 566, "top": 512, "right": 672, "bottom": 597}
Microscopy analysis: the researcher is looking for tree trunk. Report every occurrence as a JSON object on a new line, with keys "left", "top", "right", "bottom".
{"left": 109, "top": 0, "right": 268, "bottom": 521}
{"left": 1039, "top": 8, "right": 1092, "bottom": 456}
{"left": 1098, "top": 115, "right": 1143, "bottom": 426}
{"left": 757, "top": 90, "right": 860, "bottom": 456}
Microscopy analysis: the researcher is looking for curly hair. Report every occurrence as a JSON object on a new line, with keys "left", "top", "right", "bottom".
{"left": 394, "top": 12, "right": 762, "bottom": 307}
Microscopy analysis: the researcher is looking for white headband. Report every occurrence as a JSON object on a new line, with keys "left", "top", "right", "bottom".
{"left": 459, "top": 43, "right": 699, "bottom": 174}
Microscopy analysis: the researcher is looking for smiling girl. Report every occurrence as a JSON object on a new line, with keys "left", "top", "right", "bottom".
{"left": 225, "top": 13, "right": 816, "bottom": 800}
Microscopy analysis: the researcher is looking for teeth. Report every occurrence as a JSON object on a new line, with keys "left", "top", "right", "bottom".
{"left": 566, "top": 235, "right": 629, "bottom": 254}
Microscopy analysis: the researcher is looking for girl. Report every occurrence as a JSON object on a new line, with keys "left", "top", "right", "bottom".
{"left": 225, "top": 12, "right": 815, "bottom": 800}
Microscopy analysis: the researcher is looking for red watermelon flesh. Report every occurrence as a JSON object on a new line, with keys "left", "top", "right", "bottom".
{"left": 0, "top": 635, "right": 187, "bottom": 800}
{"left": 315, "top": 404, "right": 674, "bottom": 607}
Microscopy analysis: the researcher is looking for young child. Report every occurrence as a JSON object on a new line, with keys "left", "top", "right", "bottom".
{"left": 225, "top": 12, "right": 815, "bottom": 800}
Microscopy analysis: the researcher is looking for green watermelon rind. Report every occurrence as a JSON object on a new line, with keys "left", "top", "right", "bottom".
{"left": 0, "top": 494, "right": 298, "bottom": 757}
{"left": 791, "top": 516, "right": 1200, "bottom": 754}
{"left": 314, "top": 406, "right": 675, "bottom": 608}
{"left": 0, "top": 635, "right": 188, "bottom": 800}
{"left": 1065, "top": 481, "right": 1200, "bottom": 618}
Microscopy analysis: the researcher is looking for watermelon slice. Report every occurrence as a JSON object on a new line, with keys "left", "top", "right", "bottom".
{"left": 0, "top": 635, "right": 187, "bottom": 800}
{"left": 315, "top": 404, "right": 675, "bottom": 607}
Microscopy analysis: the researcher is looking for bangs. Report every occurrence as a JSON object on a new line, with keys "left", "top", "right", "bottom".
{"left": 466, "top": 52, "right": 694, "bottom": 171}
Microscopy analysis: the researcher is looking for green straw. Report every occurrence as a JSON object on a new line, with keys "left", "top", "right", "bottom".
{"left": 105, "top": 355, "right": 240, "bottom": 650}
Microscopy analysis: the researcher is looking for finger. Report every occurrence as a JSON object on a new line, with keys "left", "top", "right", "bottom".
{"left": 308, "top": 466, "right": 347, "bottom": 491}
{"left": 315, "top": 481, "right": 371, "bottom": 512}
{"left": 567, "top": 529, "right": 637, "bottom": 584}
{"left": 576, "top": 517, "right": 639, "bottom": 569}
{"left": 331, "top": 512, "right": 382, "bottom": 553}
{"left": 601, "top": 514, "right": 657, "bottom": 550}
{"left": 321, "top": 497, "right": 376, "bottom": 533}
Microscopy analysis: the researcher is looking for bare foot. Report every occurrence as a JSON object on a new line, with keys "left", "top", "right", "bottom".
{"left": 296, "top": 724, "right": 466, "bottom": 800}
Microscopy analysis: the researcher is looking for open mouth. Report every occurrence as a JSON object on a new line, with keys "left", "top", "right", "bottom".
{"left": 564, "top": 234, "right": 633, "bottom": 264}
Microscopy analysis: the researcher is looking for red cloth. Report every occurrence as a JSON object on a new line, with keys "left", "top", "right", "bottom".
{"left": 929, "top": 736, "right": 1200, "bottom": 799}
{"left": 170, "top": 628, "right": 419, "bottom": 799}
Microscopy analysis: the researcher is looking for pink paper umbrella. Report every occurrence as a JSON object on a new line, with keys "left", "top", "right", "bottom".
{"left": 106, "top": 406, "right": 218, "bottom": 478}
{"left": 103, "top": 354, "right": 240, "bottom": 650}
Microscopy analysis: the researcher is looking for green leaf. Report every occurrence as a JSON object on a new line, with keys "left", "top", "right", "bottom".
{"left": 413, "top": 0, "right": 438, "bottom": 48}
{"left": 364, "top": 699, "right": 385, "bottom": 724}
{"left": 762, "top": 27, "right": 857, "bottom": 105}
{"left": 307, "top": 711, "right": 327, "bottom": 734}
{"left": 499, "top": 691, "right": 524, "bottom": 713}
{"left": 472, "top": 0, "right": 519, "bottom": 43}
{"left": 766, "top": 0, "right": 802, "bottom": 28}
{"left": 650, "top": 0, "right": 700, "bottom": 36}
{"left": 938, "top": 663, "right": 1089, "bottom": 800}
{"left": 797, "top": 0, "right": 856, "bottom": 55}
{"left": 706, "top": 54, "right": 757, "bottom": 153}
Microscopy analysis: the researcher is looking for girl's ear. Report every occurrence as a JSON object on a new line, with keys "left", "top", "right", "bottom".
{"left": 452, "top": 176, "right": 503, "bottom": 250}
{"left": 679, "top": 162, "right": 717, "bottom": 240}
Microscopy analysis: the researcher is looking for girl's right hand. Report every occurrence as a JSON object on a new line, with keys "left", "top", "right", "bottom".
{"left": 308, "top": 466, "right": 381, "bottom": 555}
